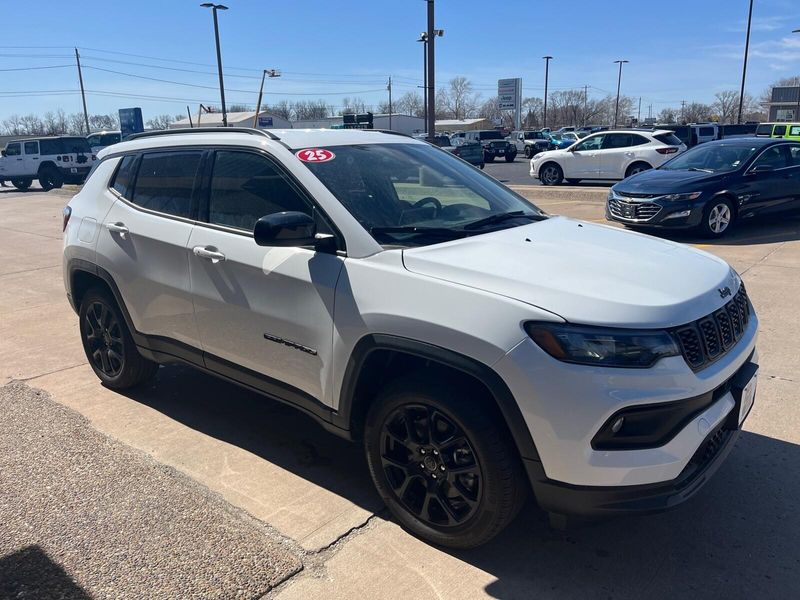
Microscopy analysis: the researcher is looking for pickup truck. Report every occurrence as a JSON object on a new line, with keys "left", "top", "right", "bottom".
{"left": 508, "top": 130, "right": 552, "bottom": 158}
{"left": 463, "top": 130, "right": 517, "bottom": 162}
{"left": 0, "top": 136, "right": 96, "bottom": 191}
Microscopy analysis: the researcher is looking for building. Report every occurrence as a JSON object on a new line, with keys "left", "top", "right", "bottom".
{"left": 169, "top": 110, "right": 292, "bottom": 130}
{"left": 765, "top": 86, "right": 800, "bottom": 121}
{"left": 434, "top": 118, "right": 493, "bottom": 132}
{"left": 292, "top": 114, "right": 425, "bottom": 136}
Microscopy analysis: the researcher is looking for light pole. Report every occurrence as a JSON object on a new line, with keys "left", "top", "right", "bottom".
{"left": 253, "top": 69, "right": 280, "bottom": 128}
{"left": 201, "top": 3, "right": 229, "bottom": 127}
{"left": 424, "top": 1, "right": 443, "bottom": 142}
{"left": 417, "top": 33, "right": 427, "bottom": 133}
{"left": 613, "top": 59, "right": 628, "bottom": 128}
{"left": 542, "top": 56, "right": 553, "bottom": 129}
{"left": 737, "top": 0, "right": 753, "bottom": 124}
{"left": 793, "top": 29, "right": 800, "bottom": 120}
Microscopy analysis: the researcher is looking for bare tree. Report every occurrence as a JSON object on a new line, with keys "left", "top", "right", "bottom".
{"left": 145, "top": 114, "right": 177, "bottom": 130}
{"left": 339, "top": 97, "right": 371, "bottom": 115}
{"left": 293, "top": 100, "right": 331, "bottom": 120}
{"left": 67, "top": 112, "right": 88, "bottom": 135}
{"left": 712, "top": 91, "right": 740, "bottom": 124}
{"left": 658, "top": 107, "right": 678, "bottom": 123}
{"left": 438, "top": 77, "right": 481, "bottom": 120}
{"left": 268, "top": 100, "right": 292, "bottom": 120}
{"left": 681, "top": 102, "right": 712, "bottom": 123}
{"left": 395, "top": 91, "right": 424, "bottom": 117}
{"left": 522, "top": 97, "right": 543, "bottom": 129}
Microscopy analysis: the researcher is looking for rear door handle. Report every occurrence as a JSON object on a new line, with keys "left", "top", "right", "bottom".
{"left": 105, "top": 222, "right": 129, "bottom": 238}
{"left": 192, "top": 245, "right": 226, "bottom": 263}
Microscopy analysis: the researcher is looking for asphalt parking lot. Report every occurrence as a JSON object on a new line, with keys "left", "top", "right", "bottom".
{"left": 1, "top": 182, "right": 799, "bottom": 599}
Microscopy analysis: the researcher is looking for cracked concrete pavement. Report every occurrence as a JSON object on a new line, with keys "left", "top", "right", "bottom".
{"left": 1, "top": 183, "right": 798, "bottom": 598}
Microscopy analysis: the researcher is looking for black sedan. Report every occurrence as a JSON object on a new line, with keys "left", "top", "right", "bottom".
{"left": 606, "top": 137, "right": 800, "bottom": 237}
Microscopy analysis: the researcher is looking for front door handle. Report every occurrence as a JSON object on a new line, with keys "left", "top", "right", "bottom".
{"left": 105, "top": 222, "right": 129, "bottom": 238}
{"left": 192, "top": 245, "right": 226, "bottom": 263}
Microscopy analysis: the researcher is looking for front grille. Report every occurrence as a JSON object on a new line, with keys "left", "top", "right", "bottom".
{"left": 616, "top": 191, "right": 662, "bottom": 199}
{"left": 672, "top": 286, "right": 751, "bottom": 371}
{"left": 608, "top": 198, "right": 662, "bottom": 222}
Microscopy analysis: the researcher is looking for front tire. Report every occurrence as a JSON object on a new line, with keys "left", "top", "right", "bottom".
{"left": 524, "top": 146, "right": 534, "bottom": 159}
{"left": 79, "top": 287, "right": 158, "bottom": 389}
{"left": 484, "top": 152, "right": 495, "bottom": 163}
{"left": 365, "top": 376, "right": 526, "bottom": 549}
{"left": 700, "top": 198, "right": 735, "bottom": 238}
{"left": 504, "top": 153, "right": 516, "bottom": 163}
{"left": 539, "top": 162, "right": 563, "bottom": 186}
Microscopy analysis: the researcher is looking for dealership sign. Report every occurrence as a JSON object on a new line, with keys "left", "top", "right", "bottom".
{"left": 498, "top": 78, "right": 521, "bottom": 111}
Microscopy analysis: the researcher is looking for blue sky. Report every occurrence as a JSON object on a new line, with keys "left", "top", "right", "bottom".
{"left": 1, "top": 0, "right": 799, "bottom": 122}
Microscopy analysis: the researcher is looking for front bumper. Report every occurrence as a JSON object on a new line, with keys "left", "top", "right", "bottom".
{"left": 605, "top": 192, "right": 707, "bottom": 229}
{"left": 493, "top": 312, "right": 758, "bottom": 497}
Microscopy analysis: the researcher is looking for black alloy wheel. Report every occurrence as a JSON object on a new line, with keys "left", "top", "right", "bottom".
{"left": 83, "top": 300, "right": 125, "bottom": 378}
{"left": 379, "top": 403, "right": 483, "bottom": 528}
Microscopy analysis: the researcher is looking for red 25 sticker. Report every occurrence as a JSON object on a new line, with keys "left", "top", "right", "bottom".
{"left": 296, "top": 148, "right": 335, "bottom": 163}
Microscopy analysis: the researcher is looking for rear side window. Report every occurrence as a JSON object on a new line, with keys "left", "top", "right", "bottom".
{"left": 207, "top": 150, "right": 312, "bottom": 231}
{"left": 698, "top": 127, "right": 715, "bottom": 136}
{"left": 111, "top": 155, "right": 138, "bottom": 198}
{"left": 654, "top": 133, "right": 682, "bottom": 146}
{"left": 790, "top": 126, "right": 800, "bottom": 137}
{"left": 773, "top": 125, "right": 787, "bottom": 136}
{"left": 602, "top": 134, "right": 633, "bottom": 149}
{"left": 24, "top": 141, "right": 39, "bottom": 154}
{"left": 755, "top": 124, "right": 773, "bottom": 137}
{"left": 131, "top": 151, "right": 202, "bottom": 219}
{"left": 39, "top": 139, "right": 61, "bottom": 154}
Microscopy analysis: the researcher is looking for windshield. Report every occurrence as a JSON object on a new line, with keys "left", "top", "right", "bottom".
{"left": 479, "top": 131, "right": 504, "bottom": 140}
{"left": 659, "top": 143, "right": 760, "bottom": 173}
{"left": 299, "top": 143, "right": 544, "bottom": 246}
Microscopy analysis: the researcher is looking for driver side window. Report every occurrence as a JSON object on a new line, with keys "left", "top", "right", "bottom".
{"left": 574, "top": 135, "right": 604, "bottom": 152}
{"left": 751, "top": 146, "right": 787, "bottom": 170}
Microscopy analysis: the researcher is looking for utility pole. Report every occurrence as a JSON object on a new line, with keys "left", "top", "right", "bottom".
{"left": 793, "top": 30, "right": 800, "bottom": 120}
{"left": 583, "top": 84, "right": 588, "bottom": 126}
{"left": 387, "top": 76, "right": 393, "bottom": 130}
{"left": 637, "top": 96, "right": 641, "bottom": 124}
{"left": 613, "top": 59, "right": 628, "bottom": 128}
{"left": 253, "top": 69, "right": 280, "bottom": 128}
{"left": 202, "top": 3, "right": 229, "bottom": 127}
{"left": 425, "top": 1, "right": 436, "bottom": 142}
{"left": 74, "top": 48, "right": 90, "bottom": 134}
{"left": 187, "top": 106, "right": 194, "bottom": 128}
{"left": 542, "top": 56, "right": 553, "bottom": 129}
{"left": 681, "top": 100, "right": 686, "bottom": 124}
{"left": 417, "top": 33, "right": 428, "bottom": 133}
{"left": 737, "top": 0, "right": 753, "bottom": 124}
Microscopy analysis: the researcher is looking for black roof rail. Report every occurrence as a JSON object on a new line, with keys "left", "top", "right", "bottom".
{"left": 361, "top": 129, "right": 412, "bottom": 138}
{"left": 126, "top": 127, "right": 280, "bottom": 141}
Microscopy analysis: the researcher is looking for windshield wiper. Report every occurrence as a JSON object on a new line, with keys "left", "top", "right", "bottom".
{"left": 463, "top": 210, "right": 545, "bottom": 230}
{"left": 370, "top": 226, "right": 471, "bottom": 239}
{"left": 687, "top": 167, "right": 713, "bottom": 173}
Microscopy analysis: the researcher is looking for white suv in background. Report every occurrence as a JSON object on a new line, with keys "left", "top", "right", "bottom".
{"left": 63, "top": 127, "right": 757, "bottom": 548}
{"left": 530, "top": 129, "right": 687, "bottom": 185}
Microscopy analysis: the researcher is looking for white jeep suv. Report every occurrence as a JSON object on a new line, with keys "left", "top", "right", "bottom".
{"left": 63, "top": 128, "right": 758, "bottom": 548}
{"left": 530, "top": 129, "right": 687, "bottom": 185}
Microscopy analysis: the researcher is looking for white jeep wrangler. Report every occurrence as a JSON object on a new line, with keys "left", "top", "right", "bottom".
{"left": 62, "top": 127, "right": 758, "bottom": 548}
{"left": 1, "top": 136, "right": 96, "bottom": 191}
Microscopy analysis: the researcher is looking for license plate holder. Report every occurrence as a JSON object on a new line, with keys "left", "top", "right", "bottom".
{"left": 728, "top": 361, "right": 758, "bottom": 429}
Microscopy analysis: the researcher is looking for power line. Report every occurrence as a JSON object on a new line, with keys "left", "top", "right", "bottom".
{"left": 0, "top": 64, "right": 73, "bottom": 72}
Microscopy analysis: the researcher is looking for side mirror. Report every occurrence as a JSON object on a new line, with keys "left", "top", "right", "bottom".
{"left": 254, "top": 211, "right": 317, "bottom": 247}
{"left": 0, "top": 150, "right": 5, "bottom": 157}
{"left": 749, "top": 164, "right": 774, "bottom": 175}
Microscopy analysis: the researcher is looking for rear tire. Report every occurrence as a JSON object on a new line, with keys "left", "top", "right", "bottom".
{"left": 11, "top": 178, "right": 32, "bottom": 191}
{"left": 79, "top": 287, "right": 158, "bottom": 389}
{"left": 38, "top": 166, "right": 62, "bottom": 192}
{"left": 364, "top": 375, "right": 526, "bottom": 549}
{"left": 625, "top": 162, "right": 652, "bottom": 178}
{"left": 539, "top": 162, "right": 563, "bottom": 186}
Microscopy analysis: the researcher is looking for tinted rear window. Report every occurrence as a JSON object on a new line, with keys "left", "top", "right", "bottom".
{"left": 755, "top": 124, "right": 773, "bottom": 136}
{"left": 479, "top": 131, "right": 504, "bottom": 140}
{"left": 39, "top": 137, "right": 92, "bottom": 155}
{"left": 131, "top": 151, "right": 202, "bottom": 219}
{"left": 654, "top": 133, "right": 683, "bottom": 146}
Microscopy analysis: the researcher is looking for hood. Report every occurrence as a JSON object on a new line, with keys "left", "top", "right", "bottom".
{"left": 614, "top": 168, "right": 728, "bottom": 194}
{"left": 402, "top": 217, "right": 736, "bottom": 328}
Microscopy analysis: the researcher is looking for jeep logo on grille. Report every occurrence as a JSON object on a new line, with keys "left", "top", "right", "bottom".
{"left": 718, "top": 286, "right": 732, "bottom": 299}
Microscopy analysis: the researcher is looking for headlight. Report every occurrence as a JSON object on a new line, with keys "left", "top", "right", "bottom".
{"left": 662, "top": 191, "right": 702, "bottom": 201}
{"left": 525, "top": 322, "right": 680, "bottom": 368}
{"left": 607, "top": 190, "right": 614, "bottom": 201}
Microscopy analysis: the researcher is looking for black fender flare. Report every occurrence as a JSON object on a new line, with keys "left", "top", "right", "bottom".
{"left": 333, "top": 333, "right": 541, "bottom": 462}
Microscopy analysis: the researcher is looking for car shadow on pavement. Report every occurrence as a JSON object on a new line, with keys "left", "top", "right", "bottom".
{"left": 120, "top": 363, "right": 383, "bottom": 513}
{"left": 636, "top": 214, "right": 800, "bottom": 246}
{"left": 0, "top": 545, "right": 91, "bottom": 600}
{"left": 454, "top": 431, "right": 800, "bottom": 599}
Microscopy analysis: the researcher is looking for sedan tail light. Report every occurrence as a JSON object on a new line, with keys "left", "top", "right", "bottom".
{"left": 656, "top": 147, "right": 679, "bottom": 155}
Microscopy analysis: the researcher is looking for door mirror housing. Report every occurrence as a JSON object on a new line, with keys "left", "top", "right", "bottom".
{"left": 254, "top": 211, "right": 317, "bottom": 247}
{"left": 0, "top": 150, "right": 5, "bottom": 157}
